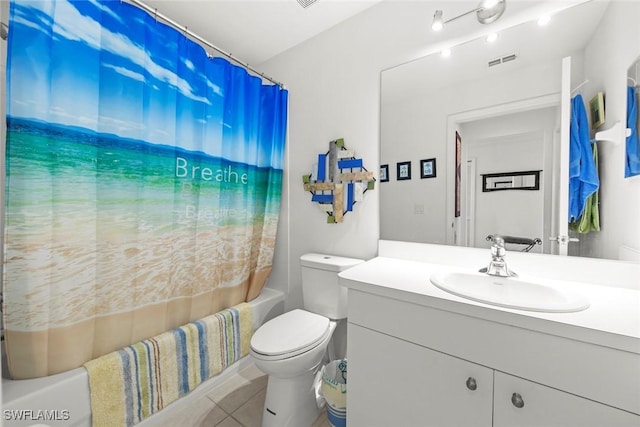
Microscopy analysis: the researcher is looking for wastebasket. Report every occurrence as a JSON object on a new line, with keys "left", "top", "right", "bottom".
{"left": 321, "top": 359, "right": 347, "bottom": 427}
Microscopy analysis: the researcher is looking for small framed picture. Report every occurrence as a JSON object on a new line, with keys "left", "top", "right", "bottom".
{"left": 589, "top": 92, "right": 605, "bottom": 129}
{"left": 380, "top": 164, "right": 389, "bottom": 182}
{"left": 420, "top": 158, "right": 437, "bottom": 179}
{"left": 397, "top": 161, "right": 411, "bottom": 180}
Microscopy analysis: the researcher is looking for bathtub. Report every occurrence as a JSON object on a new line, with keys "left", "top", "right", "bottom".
{"left": 1, "top": 287, "right": 284, "bottom": 427}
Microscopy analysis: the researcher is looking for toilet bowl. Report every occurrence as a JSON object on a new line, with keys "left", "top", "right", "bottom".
{"left": 250, "top": 309, "right": 337, "bottom": 427}
{"left": 250, "top": 253, "right": 364, "bottom": 427}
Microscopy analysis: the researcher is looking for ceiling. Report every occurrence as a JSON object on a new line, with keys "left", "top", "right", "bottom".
{"left": 133, "top": 0, "right": 607, "bottom": 87}
{"left": 139, "top": 0, "right": 384, "bottom": 66}
{"left": 382, "top": 0, "right": 608, "bottom": 103}
{"left": 135, "top": 1, "right": 600, "bottom": 70}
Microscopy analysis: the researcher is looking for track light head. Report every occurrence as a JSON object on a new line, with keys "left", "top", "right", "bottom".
{"left": 477, "top": 0, "right": 506, "bottom": 24}
{"left": 432, "top": 10, "right": 444, "bottom": 31}
{"left": 432, "top": 0, "right": 506, "bottom": 32}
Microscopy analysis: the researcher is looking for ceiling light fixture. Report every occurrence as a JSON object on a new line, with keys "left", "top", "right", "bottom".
{"left": 432, "top": 0, "right": 506, "bottom": 32}
{"left": 432, "top": 10, "right": 444, "bottom": 31}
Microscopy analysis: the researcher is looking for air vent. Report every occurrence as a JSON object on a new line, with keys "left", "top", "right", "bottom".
{"left": 297, "top": 0, "right": 319, "bottom": 8}
{"left": 488, "top": 53, "right": 517, "bottom": 67}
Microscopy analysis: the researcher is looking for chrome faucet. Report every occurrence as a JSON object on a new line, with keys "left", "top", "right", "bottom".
{"left": 479, "top": 236, "right": 517, "bottom": 277}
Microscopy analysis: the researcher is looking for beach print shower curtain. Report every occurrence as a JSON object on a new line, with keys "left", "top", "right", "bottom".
{"left": 4, "top": 0, "right": 287, "bottom": 379}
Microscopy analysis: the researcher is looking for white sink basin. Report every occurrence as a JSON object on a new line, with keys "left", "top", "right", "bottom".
{"left": 430, "top": 270, "right": 590, "bottom": 313}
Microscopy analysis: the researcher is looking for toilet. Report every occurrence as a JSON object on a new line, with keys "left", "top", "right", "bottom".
{"left": 250, "top": 253, "right": 364, "bottom": 427}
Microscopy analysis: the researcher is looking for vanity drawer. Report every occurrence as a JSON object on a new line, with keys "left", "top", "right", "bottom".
{"left": 347, "top": 289, "right": 640, "bottom": 415}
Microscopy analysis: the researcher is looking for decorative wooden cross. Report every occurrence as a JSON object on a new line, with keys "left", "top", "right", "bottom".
{"left": 303, "top": 138, "right": 375, "bottom": 223}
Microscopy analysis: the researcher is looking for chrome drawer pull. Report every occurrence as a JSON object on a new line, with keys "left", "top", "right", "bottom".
{"left": 511, "top": 392, "right": 525, "bottom": 408}
{"left": 466, "top": 377, "right": 477, "bottom": 391}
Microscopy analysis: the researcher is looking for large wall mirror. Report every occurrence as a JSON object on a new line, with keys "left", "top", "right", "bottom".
{"left": 380, "top": 0, "right": 639, "bottom": 261}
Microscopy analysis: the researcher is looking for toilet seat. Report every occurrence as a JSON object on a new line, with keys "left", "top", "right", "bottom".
{"left": 251, "top": 309, "right": 331, "bottom": 360}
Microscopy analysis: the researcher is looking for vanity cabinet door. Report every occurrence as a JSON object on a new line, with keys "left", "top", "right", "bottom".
{"left": 347, "top": 323, "right": 493, "bottom": 427}
{"left": 493, "top": 371, "right": 640, "bottom": 427}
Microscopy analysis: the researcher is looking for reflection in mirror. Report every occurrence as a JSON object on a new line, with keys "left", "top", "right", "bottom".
{"left": 627, "top": 58, "right": 639, "bottom": 178}
{"left": 380, "top": 1, "right": 640, "bottom": 261}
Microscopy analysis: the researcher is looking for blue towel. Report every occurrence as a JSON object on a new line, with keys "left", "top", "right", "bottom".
{"left": 569, "top": 94, "right": 599, "bottom": 222}
{"left": 626, "top": 85, "right": 639, "bottom": 177}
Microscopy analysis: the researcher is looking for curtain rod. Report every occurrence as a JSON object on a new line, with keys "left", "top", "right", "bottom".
{"left": 125, "top": 0, "right": 285, "bottom": 88}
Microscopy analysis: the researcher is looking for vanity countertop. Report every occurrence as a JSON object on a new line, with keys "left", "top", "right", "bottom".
{"left": 339, "top": 256, "right": 640, "bottom": 354}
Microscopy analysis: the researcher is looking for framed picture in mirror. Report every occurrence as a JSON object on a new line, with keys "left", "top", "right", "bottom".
{"left": 380, "top": 164, "right": 389, "bottom": 182}
{"left": 482, "top": 170, "right": 541, "bottom": 192}
{"left": 397, "top": 161, "right": 411, "bottom": 180}
{"left": 420, "top": 158, "right": 436, "bottom": 178}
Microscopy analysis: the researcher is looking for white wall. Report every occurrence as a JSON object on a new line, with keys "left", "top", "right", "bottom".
{"left": 259, "top": 2, "right": 429, "bottom": 311}
{"left": 576, "top": 1, "right": 640, "bottom": 260}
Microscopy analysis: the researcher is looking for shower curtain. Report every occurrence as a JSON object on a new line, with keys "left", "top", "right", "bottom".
{"left": 4, "top": 0, "right": 288, "bottom": 379}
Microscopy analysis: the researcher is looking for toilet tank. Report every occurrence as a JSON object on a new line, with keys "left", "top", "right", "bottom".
{"left": 300, "top": 253, "right": 364, "bottom": 319}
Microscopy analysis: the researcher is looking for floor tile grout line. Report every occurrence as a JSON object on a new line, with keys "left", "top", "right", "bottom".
{"left": 228, "top": 385, "right": 268, "bottom": 427}
{"left": 204, "top": 376, "right": 268, "bottom": 426}
{"left": 228, "top": 413, "right": 248, "bottom": 427}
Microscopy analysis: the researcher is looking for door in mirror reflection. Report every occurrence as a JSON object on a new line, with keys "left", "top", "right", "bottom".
{"left": 456, "top": 107, "right": 557, "bottom": 254}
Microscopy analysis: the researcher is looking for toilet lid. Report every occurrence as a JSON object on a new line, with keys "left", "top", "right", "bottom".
{"left": 250, "top": 309, "right": 330, "bottom": 357}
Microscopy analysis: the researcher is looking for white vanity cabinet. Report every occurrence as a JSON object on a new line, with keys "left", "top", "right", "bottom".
{"left": 348, "top": 321, "right": 640, "bottom": 427}
{"left": 344, "top": 280, "right": 640, "bottom": 427}
{"left": 348, "top": 323, "right": 494, "bottom": 427}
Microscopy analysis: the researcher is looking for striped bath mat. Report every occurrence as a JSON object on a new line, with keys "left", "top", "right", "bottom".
{"left": 84, "top": 303, "right": 253, "bottom": 427}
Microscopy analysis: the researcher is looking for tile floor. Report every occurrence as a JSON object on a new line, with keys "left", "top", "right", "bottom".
{"left": 159, "top": 362, "right": 332, "bottom": 427}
